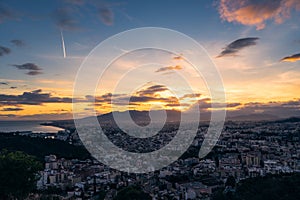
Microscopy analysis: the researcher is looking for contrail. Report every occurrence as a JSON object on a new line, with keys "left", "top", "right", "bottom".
{"left": 60, "top": 29, "right": 66, "bottom": 58}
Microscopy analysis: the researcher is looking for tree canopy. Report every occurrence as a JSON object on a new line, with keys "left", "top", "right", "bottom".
{"left": 114, "top": 186, "right": 151, "bottom": 200}
{"left": 0, "top": 150, "right": 43, "bottom": 199}
{"left": 213, "top": 174, "right": 300, "bottom": 200}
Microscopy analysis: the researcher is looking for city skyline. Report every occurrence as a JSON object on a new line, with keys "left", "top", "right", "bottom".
{"left": 1, "top": 0, "right": 300, "bottom": 120}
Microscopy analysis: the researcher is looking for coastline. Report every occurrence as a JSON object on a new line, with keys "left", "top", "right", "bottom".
{"left": 0, "top": 120, "right": 65, "bottom": 133}
{"left": 40, "top": 120, "right": 75, "bottom": 131}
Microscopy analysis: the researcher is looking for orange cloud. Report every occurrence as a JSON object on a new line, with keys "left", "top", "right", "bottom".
{"left": 173, "top": 54, "right": 184, "bottom": 60}
{"left": 90, "top": 84, "right": 203, "bottom": 112}
{"left": 219, "top": 0, "right": 300, "bottom": 30}
{"left": 155, "top": 65, "right": 183, "bottom": 73}
{"left": 281, "top": 53, "right": 300, "bottom": 62}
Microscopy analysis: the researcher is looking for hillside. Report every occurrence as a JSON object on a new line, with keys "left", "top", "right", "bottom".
{"left": 0, "top": 133, "right": 90, "bottom": 161}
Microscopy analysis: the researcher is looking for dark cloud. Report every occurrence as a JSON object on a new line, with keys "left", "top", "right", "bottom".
{"left": 89, "top": 85, "right": 201, "bottom": 110}
{"left": 187, "top": 98, "right": 241, "bottom": 113}
{"left": 85, "top": 93, "right": 127, "bottom": 107}
{"left": 0, "top": 82, "right": 8, "bottom": 85}
{"left": 217, "top": 37, "right": 259, "bottom": 57}
{"left": 0, "top": 89, "right": 73, "bottom": 106}
{"left": 10, "top": 39, "right": 25, "bottom": 47}
{"left": 0, "top": 3, "right": 18, "bottom": 23}
{"left": 165, "top": 103, "right": 190, "bottom": 107}
{"left": 90, "top": 85, "right": 179, "bottom": 107}
{"left": 90, "top": 93, "right": 112, "bottom": 103}
{"left": 64, "top": 0, "right": 85, "bottom": 5}
{"left": 281, "top": 100, "right": 300, "bottom": 106}
{"left": 94, "top": 1, "right": 125, "bottom": 26}
{"left": 18, "top": 113, "right": 73, "bottom": 121}
{"left": 0, "top": 45, "right": 11, "bottom": 56}
{"left": 129, "top": 96, "right": 176, "bottom": 104}
{"left": 0, "top": 112, "right": 73, "bottom": 120}
{"left": 98, "top": 7, "right": 114, "bottom": 25}
{"left": 10, "top": 86, "right": 17, "bottom": 89}
{"left": 180, "top": 93, "right": 201, "bottom": 100}
{"left": 11, "top": 63, "right": 42, "bottom": 76}
{"left": 155, "top": 65, "right": 183, "bottom": 73}
{"left": 56, "top": 1, "right": 118, "bottom": 27}
{"left": 26, "top": 71, "right": 42, "bottom": 76}
{"left": 12, "top": 63, "right": 41, "bottom": 70}
{"left": 228, "top": 100, "right": 300, "bottom": 119}
{"left": 0, "top": 114, "right": 16, "bottom": 118}
{"left": 173, "top": 54, "right": 184, "bottom": 60}
{"left": 53, "top": 7, "right": 79, "bottom": 30}
{"left": 31, "top": 89, "right": 42, "bottom": 93}
{"left": 198, "top": 99, "right": 240, "bottom": 109}
{"left": 280, "top": 53, "right": 300, "bottom": 62}
{"left": 136, "top": 85, "right": 168, "bottom": 96}
{"left": 188, "top": 98, "right": 300, "bottom": 120}
{"left": 1, "top": 107, "right": 23, "bottom": 111}
{"left": 227, "top": 103, "right": 242, "bottom": 107}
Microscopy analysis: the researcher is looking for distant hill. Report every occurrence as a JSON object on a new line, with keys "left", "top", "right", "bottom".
{"left": 272, "top": 116, "right": 300, "bottom": 123}
{"left": 109, "top": 110, "right": 180, "bottom": 123}
{"left": 78, "top": 110, "right": 182, "bottom": 126}
{"left": 51, "top": 110, "right": 300, "bottom": 129}
{"left": 227, "top": 113, "right": 279, "bottom": 121}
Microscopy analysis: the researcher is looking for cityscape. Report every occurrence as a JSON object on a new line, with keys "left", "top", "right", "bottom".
{"left": 1, "top": 0, "right": 300, "bottom": 200}
{"left": 1, "top": 117, "right": 299, "bottom": 199}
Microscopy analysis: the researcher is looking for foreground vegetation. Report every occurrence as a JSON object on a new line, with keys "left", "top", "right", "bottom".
{"left": 114, "top": 186, "right": 151, "bottom": 200}
{"left": 213, "top": 173, "right": 300, "bottom": 200}
{"left": 0, "top": 150, "right": 42, "bottom": 199}
{"left": 0, "top": 133, "right": 90, "bottom": 161}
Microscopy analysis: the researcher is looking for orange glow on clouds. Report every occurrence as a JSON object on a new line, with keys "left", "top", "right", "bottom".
{"left": 219, "top": 0, "right": 300, "bottom": 30}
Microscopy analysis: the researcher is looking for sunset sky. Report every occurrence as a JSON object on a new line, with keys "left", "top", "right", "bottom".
{"left": 0, "top": 0, "right": 300, "bottom": 120}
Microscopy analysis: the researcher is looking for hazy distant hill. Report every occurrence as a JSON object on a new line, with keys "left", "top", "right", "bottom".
{"left": 100, "top": 110, "right": 181, "bottom": 124}
{"left": 51, "top": 110, "right": 300, "bottom": 129}
{"left": 272, "top": 116, "right": 300, "bottom": 123}
{"left": 77, "top": 110, "right": 182, "bottom": 126}
{"left": 227, "top": 113, "right": 279, "bottom": 121}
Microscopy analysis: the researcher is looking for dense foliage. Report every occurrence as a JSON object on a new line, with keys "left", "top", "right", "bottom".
{"left": 213, "top": 173, "right": 300, "bottom": 200}
{"left": 0, "top": 134, "right": 90, "bottom": 161}
{"left": 114, "top": 186, "right": 151, "bottom": 200}
{"left": 0, "top": 150, "right": 43, "bottom": 199}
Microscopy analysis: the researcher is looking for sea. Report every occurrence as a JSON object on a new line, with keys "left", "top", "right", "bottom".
{"left": 0, "top": 121, "right": 64, "bottom": 133}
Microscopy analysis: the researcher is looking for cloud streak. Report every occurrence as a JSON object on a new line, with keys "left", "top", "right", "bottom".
{"left": 11, "top": 63, "right": 43, "bottom": 76}
{"left": 91, "top": 85, "right": 177, "bottom": 107}
{"left": 0, "top": 3, "right": 18, "bottom": 23}
{"left": 90, "top": 84, "right": 203, "bottom": 110}
{"left": 173, "top": 54, "right": 184, "bottom": 60}
{"left": 98, "top": 6, "right": 114, "bottom": 25}
{"left": 64, "top": 0, "right": 85, "bottom": 5}
{"left": 280, "top": 53, "right": 300, "bottom": 62}
{"left": 0, "top": 82, "right": 8, "bottom": 86}
{"left": 10, "top": 39, "right": 25, "bottom": 47}
{"left": 217, "top": 37, "right": 259, "bottom": 57}
{"left": 53, "top": 7, "right": 79, "bottom": 30}
{"left": 60, "top": 1, "right": 116, "bottom": 27}
{"left": 60, "top": 30, "right": 67, "bottom": 58}
{"left": 155, "top": 65, "right": 183, "bottom": 73}
{"left": 136, "top": 85, "right": 168, "bottom": 96}
{"left": 188, "top": 98, "right": 300, "bottom": 120}
{"left": 0, "top": 89, "right": 73, "bottom": 106}
{"left": 219, "top": 0, "right": 300, "bottom": 30}
{"left": 0, "top": 45, "right": 11, "bottom": 56}
{"left": 1, "top": 107, "right": 23, "bottom": 111}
